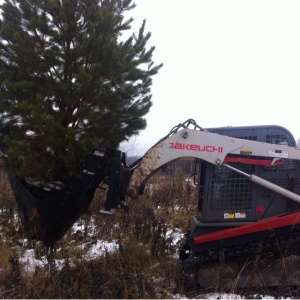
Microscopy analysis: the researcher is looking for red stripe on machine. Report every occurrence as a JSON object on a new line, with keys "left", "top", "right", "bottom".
{"left": 194, "top": 212, "right": 300, "bottom": 245}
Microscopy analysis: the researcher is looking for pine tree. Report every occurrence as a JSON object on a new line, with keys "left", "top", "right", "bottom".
{"left": 0, "top": 0, "right": 162, "bottom": 181}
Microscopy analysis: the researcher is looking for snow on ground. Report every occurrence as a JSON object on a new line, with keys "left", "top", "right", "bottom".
{"left": 167, "top": 228, "right": 184, "bottom": 246}
{"left": 174, "top": 293, "right": 280, "bottom": 299}
{"left": 84, "top": 239, "right": 118, "bottom": 260}
{"left": 15, "top": 218, "right": 281, "bottom": 300}
{"left": 174, "top": 294, "right": 244, "bottom": 300}
{"left": 19, "top": 239, "right": 119, "bottom": 274}
{"left": 18, "top": 224, "right": 182, "bottom": 274}
{"left": 19, "top": 249, "right": 47, "bottom": 274}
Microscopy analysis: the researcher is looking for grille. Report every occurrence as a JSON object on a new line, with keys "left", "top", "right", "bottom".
{"left": 209, "top": 134, "right": 257, "bottom": 210}
{"left": 210, "top": 164, "right": 254, "bottom": 210}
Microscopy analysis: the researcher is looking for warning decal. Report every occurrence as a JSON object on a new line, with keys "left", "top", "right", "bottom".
{"left": 235, "top": 212, "right": 246, "bottom": 218}
{"left": 224, "top": 212, "right": 246, "bottom": 219}
{"left": 268, "top": 149, "right": 288, "bottom": 158}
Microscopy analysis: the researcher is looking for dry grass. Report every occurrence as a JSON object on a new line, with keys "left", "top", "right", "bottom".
{"left": 1, "top": 164, "right": 298, "bottom": 299}
{"left": 0, "top": 166, "right": 198, "bottom": 299}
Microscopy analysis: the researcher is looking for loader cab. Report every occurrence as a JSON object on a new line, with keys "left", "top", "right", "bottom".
{"left": 199, "top": 125, "right": 300, "bottom": 224}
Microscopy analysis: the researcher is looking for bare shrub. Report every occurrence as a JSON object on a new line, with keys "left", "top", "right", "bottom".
{"left": 1, "top": 255, "right": 24, "bottom": 299}
{"left": 144, "top": 171, "right": 198, "bottom": 230}
{"left": 0, "top": 161, "right": 15, "bottom": 211}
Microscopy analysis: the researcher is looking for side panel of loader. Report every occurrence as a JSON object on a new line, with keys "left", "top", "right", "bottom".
{"left": 200, "top": 125, "right": 300, "bottom": 223}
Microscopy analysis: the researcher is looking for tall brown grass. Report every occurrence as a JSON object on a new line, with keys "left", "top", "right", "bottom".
{"left": 0, "top": 165, "right": 199, "bottom": 298}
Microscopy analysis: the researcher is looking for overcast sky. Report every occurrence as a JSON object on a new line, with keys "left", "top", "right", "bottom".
{"left": 121, "top": 0, "right": 300, "bottom": 155}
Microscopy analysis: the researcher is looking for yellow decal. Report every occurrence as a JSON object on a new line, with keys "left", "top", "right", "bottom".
{"left": 240, "top": 148, "right": 252, "bottom": 155}
{"left": 224, "top": 213, "right": 235, "bottom": 219}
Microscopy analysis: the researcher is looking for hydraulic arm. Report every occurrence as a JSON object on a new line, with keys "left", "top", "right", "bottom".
{"left": 127, "top": 119, "right": 300, "bottom": 204}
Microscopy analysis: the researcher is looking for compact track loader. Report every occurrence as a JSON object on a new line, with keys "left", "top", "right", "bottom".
{"left": 2, "top": 119, "right": 300, "bottom": 290}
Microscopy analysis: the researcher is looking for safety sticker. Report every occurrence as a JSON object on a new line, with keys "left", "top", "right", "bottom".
{"left": 268, "top": 149, "right": 288, "bottom": 158}
{"left": 224, "top": 212, "right": 246, "bottom": 219}
{"left": 235, "top": 212, "right": 246, "bottom": 218}
{"left": 224, "top": 213, "right": 235, "bottom": 219}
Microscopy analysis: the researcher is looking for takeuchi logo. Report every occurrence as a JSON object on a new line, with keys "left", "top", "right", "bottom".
{"left": 169, "top": 142, "right": 223, "bottom": 153}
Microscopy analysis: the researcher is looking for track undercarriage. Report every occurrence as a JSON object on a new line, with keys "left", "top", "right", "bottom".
{"left": 181, "top": 212, "right": 300, "bottom": 291}
{"left": 182, "top": 247, "right": 300, "bottom": 292}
